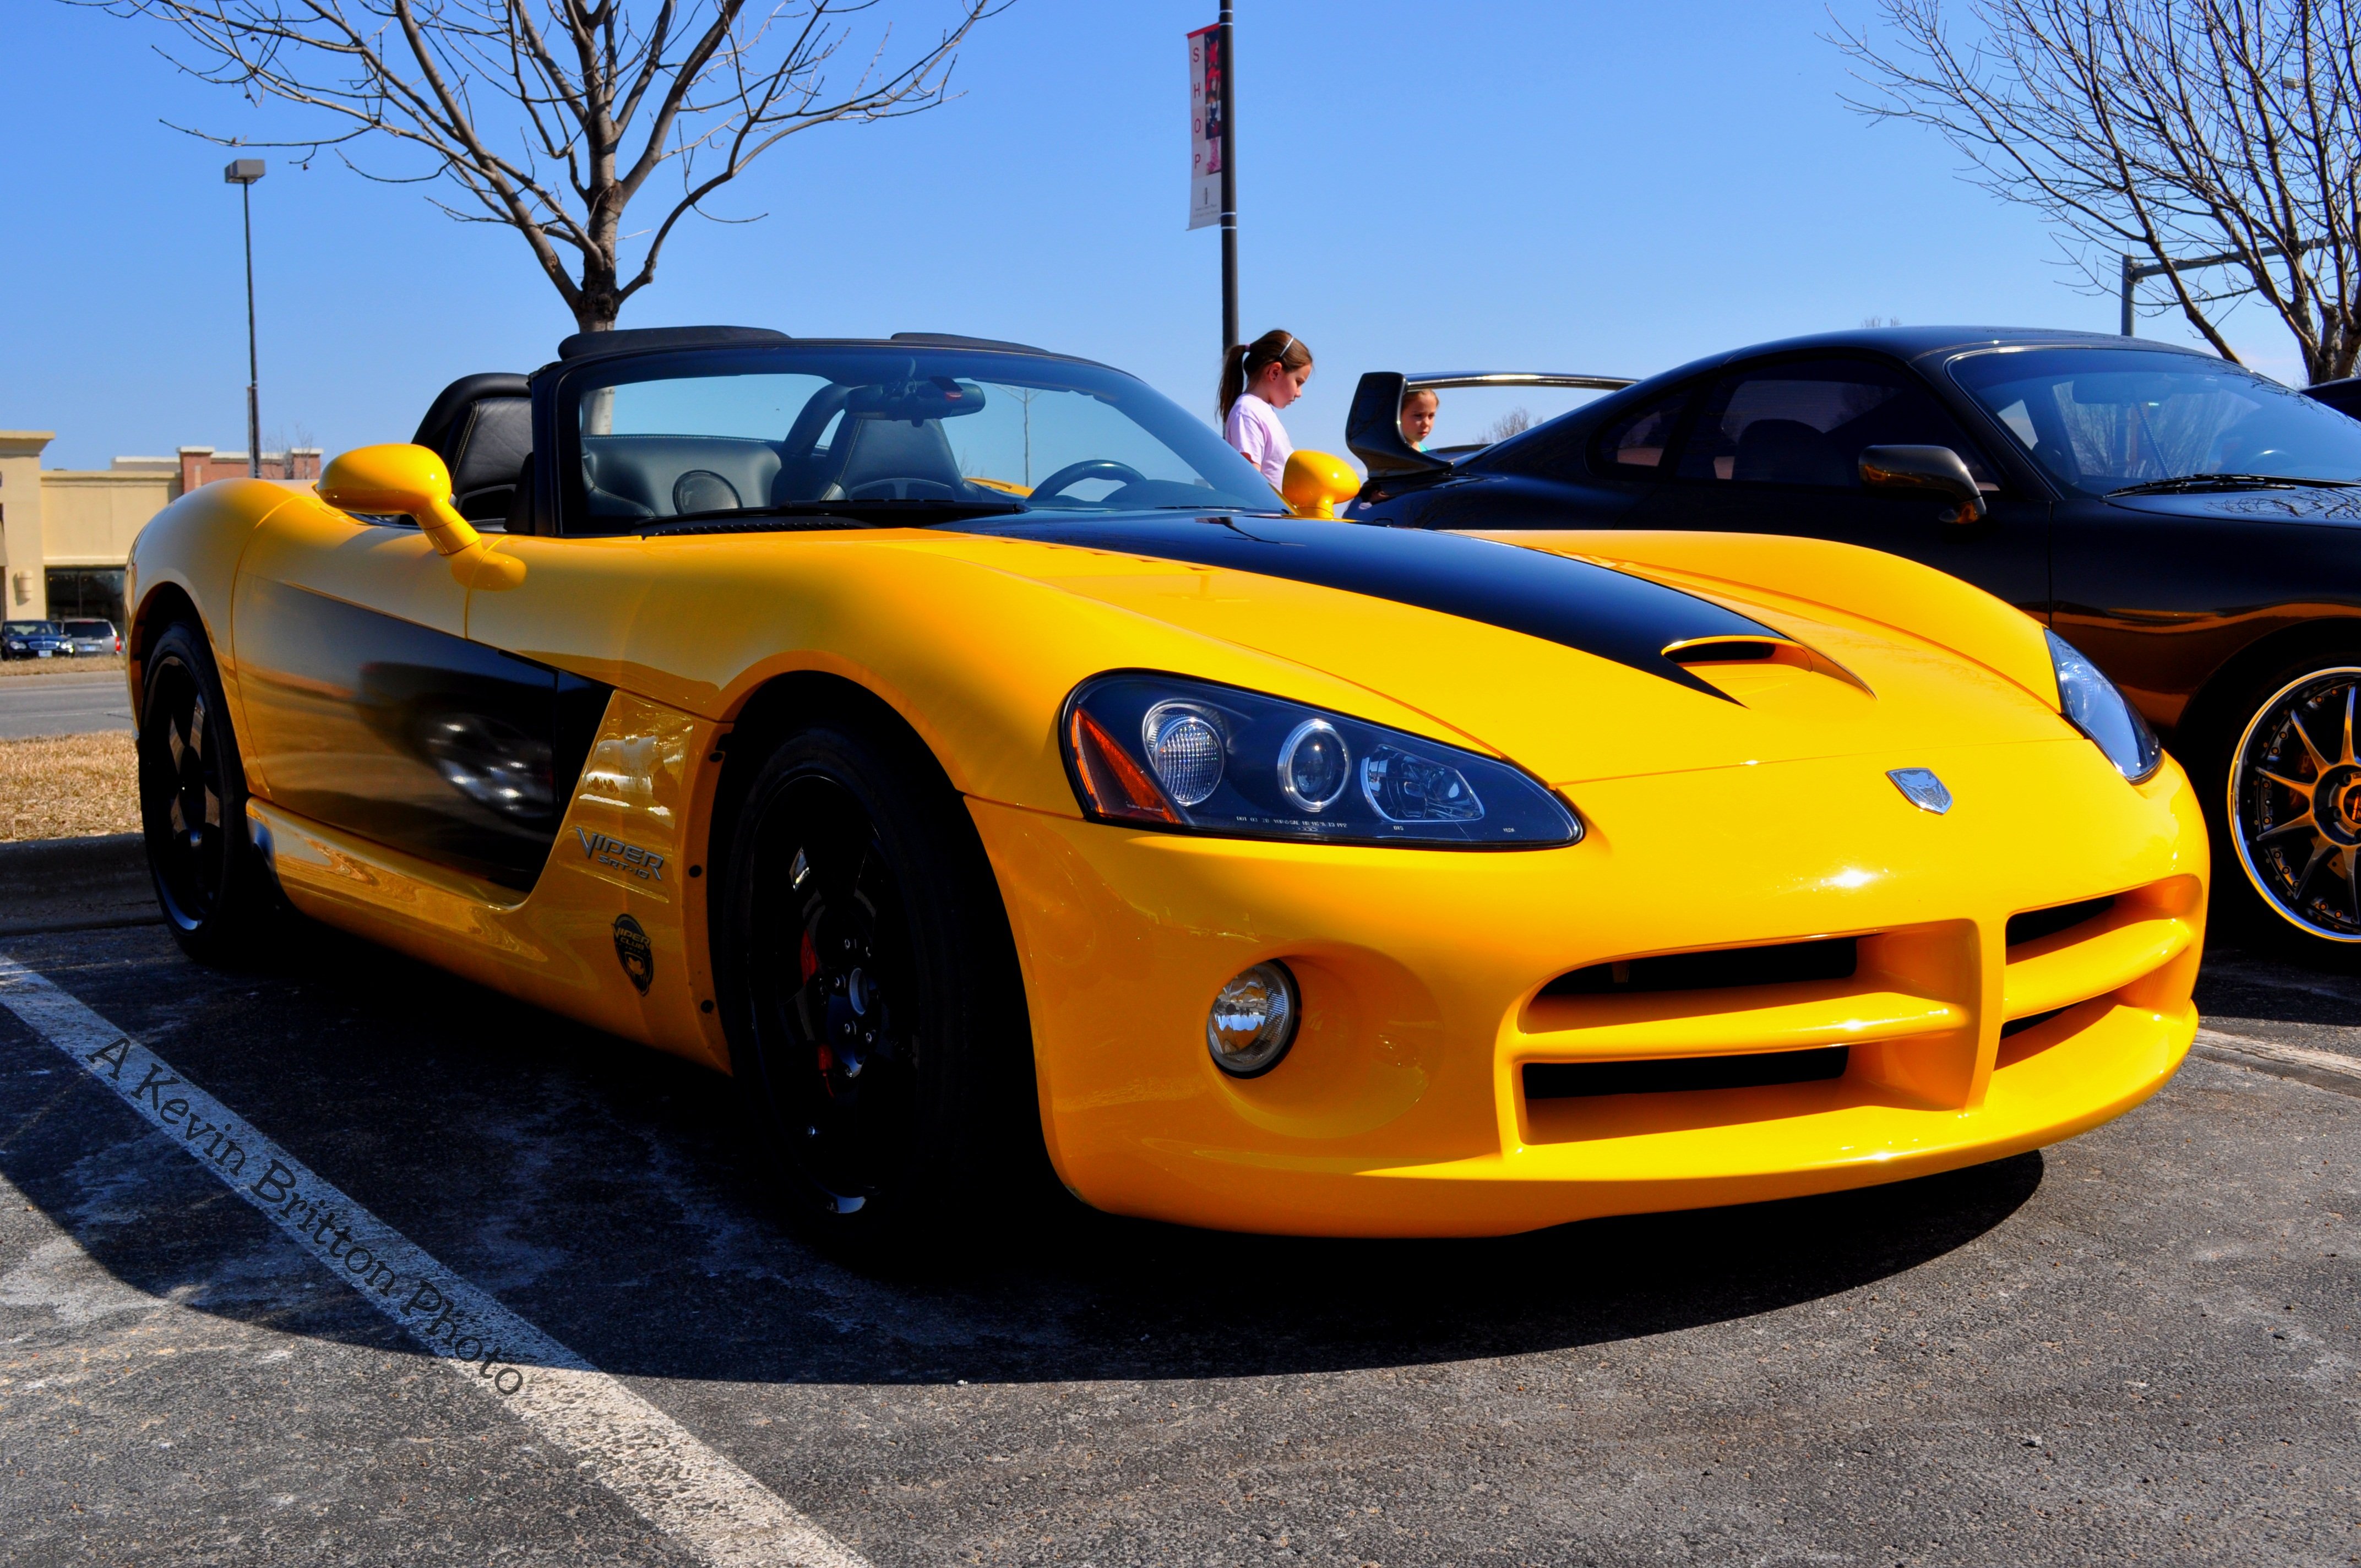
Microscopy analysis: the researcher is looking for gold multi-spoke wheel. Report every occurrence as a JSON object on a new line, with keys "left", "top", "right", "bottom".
{"left": 2228, "top": 666, "right": 2361, "bottom": 941}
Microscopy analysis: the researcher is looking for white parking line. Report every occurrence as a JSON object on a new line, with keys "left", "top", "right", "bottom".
{"left": 0, "top": 955, "right": 869, "bottom": 1568}
{"left": 2194, "top": 1025, "right": 2361, "bottom": 1087}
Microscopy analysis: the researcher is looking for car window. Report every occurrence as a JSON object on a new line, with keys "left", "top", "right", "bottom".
{"left": 1950, "top": 345, "right": 2361, "bottom": 492}
{"left": 1675, "top": 357, "right": 1997, "bottom": 490}
{"left": 563, "top": 346, "right": 1280, "bottom": 535}
{"left": 1588, "top": 393, "right": 1687, "bottom": 476}
{"left": 64, "top": 621, "right": 113, "bottom": 638}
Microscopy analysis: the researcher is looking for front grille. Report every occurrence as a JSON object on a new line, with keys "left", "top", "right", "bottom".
{"left": 1523, "top": 1046, "right": 1850, "bottom": 1100}
{"left": 2000, "top": 1005, "right": 2068, "bottom": 1038}
{"left": 2006, "top": 895, "right": 2115, "bottom": 949}
{"left": 1539, "top": 937, "right": 1857, "bottom": 999}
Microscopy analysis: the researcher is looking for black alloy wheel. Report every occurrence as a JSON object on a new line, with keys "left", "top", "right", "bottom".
{"left": 137, "top": 620, "right": 278, "bottom": 960}
{"left": 2224, "top": 661, "right": 2361, "bottom": 947}
{"left": 716, "top": 714, "right": 1037, "bottom": 1245}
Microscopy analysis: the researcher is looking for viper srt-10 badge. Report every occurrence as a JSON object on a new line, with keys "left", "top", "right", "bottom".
{"left": 579, "top": 827, "right": 666, "bottom": 881}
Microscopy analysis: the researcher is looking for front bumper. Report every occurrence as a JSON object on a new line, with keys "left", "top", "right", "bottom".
{"left": 972, "top": 736, "right": 2206, "bottom": 1237}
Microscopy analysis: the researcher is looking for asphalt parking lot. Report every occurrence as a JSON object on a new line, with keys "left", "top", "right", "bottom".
{"left": 0, "top": 669, "right": 134, "bottom": 740}
{"left": 0, "top": 895, "right": 2353, "bottom": 1566}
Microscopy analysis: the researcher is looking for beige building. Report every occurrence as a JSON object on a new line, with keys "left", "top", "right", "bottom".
{"left": 0, "top": 433, "right": 319, "bottom": 625}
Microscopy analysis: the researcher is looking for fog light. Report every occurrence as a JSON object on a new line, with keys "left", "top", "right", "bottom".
{"left": 1206, "top": 961, "right": 1299, "bottom": 1077}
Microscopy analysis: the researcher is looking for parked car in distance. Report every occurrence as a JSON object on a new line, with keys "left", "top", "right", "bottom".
{"left": 1345, "top": 326, "right": 2361, "bottom": 956}
{"left": 59, "top": 619, "right": 122, "bottom": 657}
{"left": 1, "top": 621, "right": 68, "bottom": 660}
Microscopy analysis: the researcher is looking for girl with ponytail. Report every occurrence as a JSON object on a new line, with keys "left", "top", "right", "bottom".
{"left": 1218, "top": 329, "right": 1313, "bottom": 485}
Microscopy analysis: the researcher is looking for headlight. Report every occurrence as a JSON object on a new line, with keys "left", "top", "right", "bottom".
{"left": 1063, "top": 672, "right": 1581, "bottom": 847}
{"left": 2047, "top": 630, "right": 2162, "bottom": 782}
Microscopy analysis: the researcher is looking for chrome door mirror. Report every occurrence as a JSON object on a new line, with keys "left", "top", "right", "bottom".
{"left": 1858, "top": 444, "right": 1987, "bottom": 523}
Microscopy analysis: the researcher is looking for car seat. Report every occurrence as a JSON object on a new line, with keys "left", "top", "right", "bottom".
{"left": 1731, "top": 418, "right": 1853, "bottom": 487}
{"left": 413, "top": 373, "right": 532, "bottom": 522}
{"left": 817, "top": 415, "right": 966, "bottom": 499}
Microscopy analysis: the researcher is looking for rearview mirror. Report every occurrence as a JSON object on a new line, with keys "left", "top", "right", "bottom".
{"left": 1282, "top": 450, "right": 1361, "bottom": 519}
{"left": 1858, "top": 444, "right": 1988, "bottom": 524}
{"left": 318, "top": 443, "right": 525, "bottom": 589}
{"left": 844, "top": 377, "right": 987, "bottom": 424}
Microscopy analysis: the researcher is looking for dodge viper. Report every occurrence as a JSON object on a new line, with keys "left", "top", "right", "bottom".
{"left": 124, "top": 326, "right": 2206, "bottom": 1240}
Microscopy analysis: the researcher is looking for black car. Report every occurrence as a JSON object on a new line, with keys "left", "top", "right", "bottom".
{"left": 2305, "top": 376, "right": 2361, "bottom": 420}
{"left": 1, "top": 620, "right": 67, "bottom": 660}
{"left": 1345, "top": 326, "right": 2361, "bottom": 955}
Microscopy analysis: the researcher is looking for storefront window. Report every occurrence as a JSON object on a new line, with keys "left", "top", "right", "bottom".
{"left": 46, "top": 569, "right": 127, "bottom": 629}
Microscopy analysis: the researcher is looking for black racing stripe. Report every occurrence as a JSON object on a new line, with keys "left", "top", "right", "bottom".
{"left": 967, "top": 514, "right": 1776, "bottom": 698}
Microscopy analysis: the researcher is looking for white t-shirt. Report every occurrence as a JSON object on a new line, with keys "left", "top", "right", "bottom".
{"left": 1223, "top": 391, "right": 1293, "bottom": 486}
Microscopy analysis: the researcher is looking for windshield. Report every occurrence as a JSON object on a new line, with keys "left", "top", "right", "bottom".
{"left": 3, "top": 623, "right": 52, "bottom": 636}
{"left": 1950, "top": 346, "right": 2361, "bottom": 493}
{"left": 63, "top": 622, "right": 113, "bottom": 637}
{"left": 565, "top": 346, "right": 1280, "bottom": 532}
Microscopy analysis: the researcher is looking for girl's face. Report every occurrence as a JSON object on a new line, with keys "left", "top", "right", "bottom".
{"left": 1255, "top": 358, "right": 1311, "bottom": 409}
{"left": 1401, "top": 391, "right": 1438, "bottom": 445}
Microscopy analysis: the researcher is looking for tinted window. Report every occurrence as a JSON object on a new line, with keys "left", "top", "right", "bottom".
{"left": 1950, "top": 346, "right": 2361, "bottom": 491}
{"left": 64, "top": 621, "right": 113, "bottom": 638}
{"left": 1590, "top": 393, "right": 1686, "bottom": 475}
{"left": 1675, "top": 358, "right": 1996, "bottom": 489}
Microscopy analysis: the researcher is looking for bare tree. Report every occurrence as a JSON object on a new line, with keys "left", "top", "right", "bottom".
{"left": 98, "top": 0, "right": 1003, "bottom": 333}
{"left": 1482, "top": 407, "right": 1532, "bottom": 445}
{"left": 1835, "top": 1, "right": 2361, "bottom": 381}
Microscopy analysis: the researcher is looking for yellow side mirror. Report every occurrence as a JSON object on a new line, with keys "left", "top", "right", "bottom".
{"left": 1280, "top": 449, "right": 1362, "bottom": 520}
{"left": 317, "top": 443, "right": 524, "bottom": 590}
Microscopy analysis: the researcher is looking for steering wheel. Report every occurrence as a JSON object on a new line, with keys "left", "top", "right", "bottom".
{"left": 846, "top": 478, "right": 959, "bottom": 501}
{"left": 1029, "top": 460, "right": 1145, "bottom": 503}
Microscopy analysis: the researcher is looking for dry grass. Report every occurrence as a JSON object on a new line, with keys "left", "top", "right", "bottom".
{"left": 0, "top": 655, "right": 127, "bottom": 679}
{"left": 0, "top": 732, "right": 139, "bottom": 841}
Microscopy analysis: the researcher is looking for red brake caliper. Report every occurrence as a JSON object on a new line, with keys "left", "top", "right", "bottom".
{"left": 801, "top": 927, "right": 834, "bottom": 1084}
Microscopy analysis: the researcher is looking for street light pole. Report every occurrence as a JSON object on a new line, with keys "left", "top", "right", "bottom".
{"left": 224, "top": 160, "right": 265, "bottom": 478}
{"left": 1217, "top": 2, "right": 1237, "bottom": 357}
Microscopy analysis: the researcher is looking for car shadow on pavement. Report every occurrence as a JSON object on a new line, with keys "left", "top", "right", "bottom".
{"left": 2195, "top": 935, "right": 2361, "bottom": 1032}
{"left": 0, "top": 921, "right": 2046, "bottom": 1387}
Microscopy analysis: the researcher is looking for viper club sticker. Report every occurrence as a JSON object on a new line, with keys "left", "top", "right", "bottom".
{"left": 612, "top": 914, "right": 655, "bottom": 994}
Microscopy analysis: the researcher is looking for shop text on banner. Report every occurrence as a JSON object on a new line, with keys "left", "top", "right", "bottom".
{"left": 1188, "top": 23, "right": 1225, "bottom": 231}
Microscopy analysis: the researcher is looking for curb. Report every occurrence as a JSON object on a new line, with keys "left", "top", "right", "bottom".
{"left": 0, "top": 833, "right": 146, "bottom": 893}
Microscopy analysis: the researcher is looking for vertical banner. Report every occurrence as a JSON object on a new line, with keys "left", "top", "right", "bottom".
{"left": 1188, "top": 23, "right": 1225, "bottom": 230}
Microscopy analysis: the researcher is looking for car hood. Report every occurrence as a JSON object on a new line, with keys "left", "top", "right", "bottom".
{"left": 934, "top": 513, "right": 2069, "bottom": 784}
{"left": 2104, "top": 484, "right": 2361, "bottom": 524}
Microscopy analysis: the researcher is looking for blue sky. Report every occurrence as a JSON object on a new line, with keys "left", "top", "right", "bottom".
{"left": 0, "top": 0, "right": 2309, "bottom": 470}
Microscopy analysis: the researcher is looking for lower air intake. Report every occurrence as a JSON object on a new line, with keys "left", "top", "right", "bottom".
{"left": 1524, "top": 1046, "right": 1850, "bottom": 1100}
{"left": 1540, "top": 937, "right": 1857, "bottom": 998}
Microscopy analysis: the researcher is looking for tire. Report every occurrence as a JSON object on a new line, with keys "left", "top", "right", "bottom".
{"left": 137, "top": 619, "right": 281, "bottom": 962}
{"left": 714, "top": 710, "right": 1038, "bottom": 1248}
{"left": 2216, "top": 653, "right": 2361, "bottom": 955}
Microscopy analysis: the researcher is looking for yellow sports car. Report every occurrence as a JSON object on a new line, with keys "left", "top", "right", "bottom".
{"left": 126, "top": 326, "right": 2205, "bottom": 1240}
